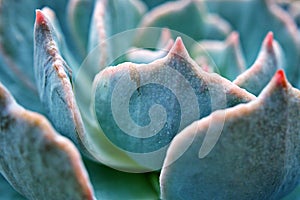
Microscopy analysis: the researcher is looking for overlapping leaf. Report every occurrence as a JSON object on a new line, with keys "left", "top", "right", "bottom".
{"left": 234, "top": 32, "right": 282, "bottom": 95}
{"left": 92, "top": 37, "right": 255, "bottom": 170}
{"left": 34, "top": 10, "right": 85, "bottom": 148}
{"left": 160, "top": 70, "right": 300, "bottom": 199}
{"left": 67, "top": 0, "right": 95, "bottom": 58}
{"left": 34, "top": 10, "right": 132, "bottom": 173}
{"left": 0, "top": 0, "right": 42, "bottom": 112}
{"left": 135, "top": 0, "right": 231, "bottom": 47}
{"left": 206, "top": 0, "right": 300, "bottom": 86}
{"left": 0, "top": 82, "right": 94, "bottom": 200}
{"left": 88, "top": 0, "right": 146, "bottom": 73}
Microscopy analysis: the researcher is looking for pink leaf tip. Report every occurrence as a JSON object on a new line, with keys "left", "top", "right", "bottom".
{"left": 168, "top": 37, "right": 189, "bottom": 58}
{"left": 263, "top": 32, "right": 274, "bottom": 52}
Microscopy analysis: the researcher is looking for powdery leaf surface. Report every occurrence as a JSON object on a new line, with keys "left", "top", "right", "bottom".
{"left": 88, "top": 0, "right": 146, "bottom": 73}
{"left": 92, "top": 37, "right": 255, "bottom": 170}
{"left": 136, "top": 0, "right": 231, "bottom": 47}
{"left": 34, "top": 10, "right": 86, "bottom": 148}
{"left": 160, "top": 70, "right": 300, "bottom": 199}
{"left": 0, "top": 82, "right": 94, "bottom": 200}
{"left": 207, "top": 0, "right": 300, "bottom": 86}
{"left": 234, "top": 32, "right": 282, "bottom": 96}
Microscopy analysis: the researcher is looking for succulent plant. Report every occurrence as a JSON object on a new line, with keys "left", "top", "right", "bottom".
{"left": 1, "top": 0, "right": 300, "bottom": 199}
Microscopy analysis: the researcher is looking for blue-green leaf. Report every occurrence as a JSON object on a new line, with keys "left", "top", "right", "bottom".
{"left": 207, "top": 0, "right": 300, "bottom": 86}
{"left": 0, "top": 82, "right": 94, "bottom": 200}
{"left": 67, "top": 0, "right": 95, "bottom": 58}
{"left": 160, "top": 70, "right": 300, "bottom": 199}
{"left": 88, "top": 0, "right": 146, "bottom": 74}
{"left": 234, "top": 32, "right": 282, "bottom": 95}
{"left": 92, "top": 38, "right": 255, "bottom": 171}
{"left": 192, "top": 31, "right": 246, "bottom": 80}
{"left": 34, "top": 10, "right": 85, "bottom": 147}
{"left": 0, "top": 0, "right": 43, "bottom": 112}
{"left": 136, "top": 0, "right": 231, "bottom": 47}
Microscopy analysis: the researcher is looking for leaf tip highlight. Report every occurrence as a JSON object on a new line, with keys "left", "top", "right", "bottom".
{"left": 264, "top": 31, "right": 274, "bottom": 52}
{"left": 275, "top": 69, "right": 288, "bottom": 88}
{"left": 35, "top": 9, "right": 46, "bottom": 25}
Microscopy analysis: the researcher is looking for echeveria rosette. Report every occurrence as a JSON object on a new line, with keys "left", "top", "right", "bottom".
{"left": 0, "top": 0, "right": 300, "bottom": 199}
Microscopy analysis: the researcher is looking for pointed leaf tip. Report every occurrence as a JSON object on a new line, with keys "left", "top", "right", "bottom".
{"left": 168, "top": 37, "right": 189, "bottom": 58}
{"left": 35, "top": 9, "right": 46, "bottom": 25}
{"left": 275, "top": 69, "right": 288, "bottom": 88}
{"left": 264, "top": 32, "right": 274, "bottom": 52}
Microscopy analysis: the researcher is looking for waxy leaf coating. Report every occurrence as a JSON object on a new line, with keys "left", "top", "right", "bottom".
{"left": 234, "top": 32, "right": 281, "bottom": 95}
{"left": 92, "top": 37, "right": 255, "bottom": 170}
{"left": 0, "top": 82, "right": 94, "bottom": 200}
{"left": 160, "top": 70, "right": 300, "bottom": 199}
{"left": 34, "top": 10, "right": 86, "bottom": 149}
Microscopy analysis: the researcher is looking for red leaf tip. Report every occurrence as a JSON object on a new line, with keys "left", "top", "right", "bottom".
{"left": 35, "top": 9, "right": 46, "bottom": 25}
{"left": 275, "top": 69, "right": 288, "bottom": 88}
{"left": 263, "top": 32, "right": 274, "bottom": 52}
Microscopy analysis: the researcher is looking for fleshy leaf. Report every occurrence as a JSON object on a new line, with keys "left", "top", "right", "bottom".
{"left": 67, "top": 0, "right": 95, "bottom": 58}
{"left": 92, "top": 37, "right": 255, "bottom": 171}
{"left": 41, "top": 7, "right": 79, "bottom": 72}
{"left": 88, "top": 0, "right": 146, "bottom": 73}
{"left": 34, "top": 9, "right": 143, "bottom": 171}
{"left": 234, "top": 32, "right": 282, "bottom": 95}
{"left": 0, "top": 82, "right": 94, "bottom": 200}
{"left": 135, "top": 0, "right": 231, "bottom": 47}
{"left": 207, "top": 0, "right": 300, "bottom": 86}
{"left": 160, "top": 70, "right": 300, "bottom": 199}
{"left": 0, "top": 0, "right": 43, "bottom": 112}
{"left": 84, "top": 159, "right": 159, "bottom": 199}
{"left": 191, "top": 32, "right": 246, "bottom": 80}
{"left": 34, "top": 10, "right": 85, "bottom": 148}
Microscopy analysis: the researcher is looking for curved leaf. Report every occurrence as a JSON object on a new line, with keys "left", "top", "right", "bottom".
{"left": 88, "top": 0, "right": 146, "bottom": 74}
{"left": 207, "top": 0, "right": 300, "bottom": 86}
{"left": 0, "top": 0, "right": 43, "bottom": 112}
{"left": 67, "top": 0, "right": 95, "bottom": 58}
{"left": 191, "top": 31, "right": 246, "bottom": 80}
{"left": 160, "top": 70, "right": 300, "bottom": 199}
{"left": 135, "top": 0, "right": 231, "bottom": 47}
{"left": 92, "top": 37, "right": 255, "bottom": 171}
{"left": 34, "top": 10, "right": 85, "bottom": 149}
{"left": 0, "top": 82, "right": 94, "bottom": 200}
{"left": 234, "top": 32, "right": 282, "bottom": 95}
{"left": 41, "top": 7, "right": 79, "bottom": 72}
